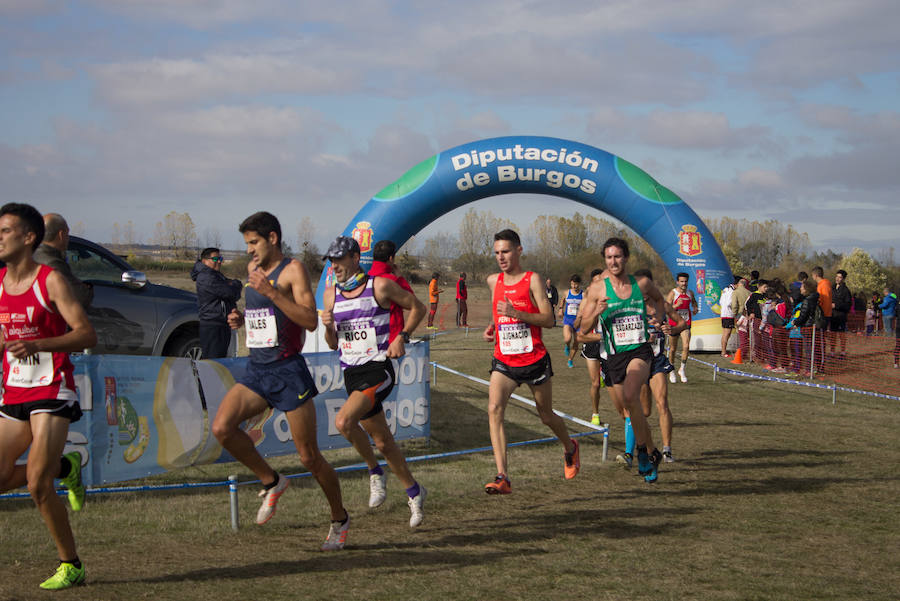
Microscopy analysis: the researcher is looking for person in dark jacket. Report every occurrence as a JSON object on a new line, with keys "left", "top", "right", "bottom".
{"left": 545, "top": 278, "right": 559, "bottom": 326}
{"left": 830, "top": 269, "right": 852, "bottom": 355}
{"left": 33, "top": 213, "right": 93, "bottom": 308}
{"left": 787, "top": 281, "right": 825, "bottom": 374}
{"left": 191, "top": 247, "right": 242, "bottom": 358}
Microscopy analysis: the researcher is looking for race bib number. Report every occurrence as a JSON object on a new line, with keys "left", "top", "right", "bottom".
{"left": 612, "top": 315, "right": 646, "bottom": 347}
{"left": 678, "top": 309, "right": 691, "bottom": 320}
{"left": 566, "top": 301, "right": 580, "bottom": 316}
{"left": 498, "top": 321, "right": 533, "bottom": 355}
{"left": 336, "top": 320, "right": 378, "bottom": 360}
{"left": 245, "top": 308, "right": 278, "bottom": 348}
{"left": 5, "top": 351, "right": 54, "bottom": 388}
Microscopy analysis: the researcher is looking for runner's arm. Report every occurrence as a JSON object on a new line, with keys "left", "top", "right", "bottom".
{"left": 249, "top": 260, "right": 318, "bottom": 331}
{"left": 321, "top": 286, "right": 338, "bottom": 350}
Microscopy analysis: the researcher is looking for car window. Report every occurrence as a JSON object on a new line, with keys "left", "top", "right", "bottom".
{"left": 67, "top": 245, "right": 124, "bottom": 282}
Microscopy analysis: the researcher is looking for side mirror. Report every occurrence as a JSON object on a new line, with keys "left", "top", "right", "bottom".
{"left": 122, "top": 270, "right": 148, "bottom": 289}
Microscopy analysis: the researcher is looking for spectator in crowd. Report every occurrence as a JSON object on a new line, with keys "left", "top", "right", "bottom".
{"left": 749, "top": 270, "right": 760, "bottom": 292}
{"left": 718, "top": 275, "right": 739, "bottom": 357}
{"left": 455, "top": 272, "right": 468, "bottom": 327}
{"left": 368, "top": 240, "right": 415, "bottom": 341}
{"left": 426, "top": 272, "right": 443, "bottom": 329}
{"left": 545, "top": 278, "right": 559, "bottom": 326}
{"left": 191, "top": 247, "right": 242, "bottom": 359}
{"left": 788, "top": 280, "right": 827, "bottom": 375}
{"left": 879, "top": 286, "right": 897, "bottom": 334}
{"left": 893, "top": 313, "right": 899, "bottom": 369}
{"left": 865, "top": 300, "right": 876, "bottom": 336}
{"left": 790, "top": 271, "right": 808, "bottom": 306}
{"left": 33, "top": 213, "right": 93, "bottom": 309}
{"left": 744, "top": 279, "right": 768, "bottom": 363}
{"left": 872, "top": 291, "right": 884, "bottom": 333}
{"left": 764, "top": 279, "right": 792, "bottom": 372}
{"left": 830, "top": 269, "right": 852, "bottom": 356}
{"left": 785, "top": 285, "right": 808, "bottom": 374}
{"left": 811, "top": 266, "right": 833, "bottom": 327}
{"left": 730, "top": 277, "right": 752, "bottom": 358}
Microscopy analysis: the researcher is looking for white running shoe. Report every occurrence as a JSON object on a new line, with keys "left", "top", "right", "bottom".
{"left": 668, "top": 371, "right": 676, "bottom": 384}
{"left": 678, "top": 366, "right": 687, "bottom": 383}
{"left": 321, "top": 513, "right": 350, "bottom": 551}
{"left": 368, "top": 473, "right": 387, "bottom": 508}
{"left": 407, "top": 485, "right": 426, "bottom": 528}
{"left": 256, "top": 473, "right": 289, "bottom": 525}
{"left": 663, "top": 448, "right": 675, "bottom": 463}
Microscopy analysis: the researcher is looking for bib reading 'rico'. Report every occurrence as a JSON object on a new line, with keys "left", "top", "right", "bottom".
{"left": 332, "top": 277, "right": 390, "bottom": 369}
{"left": 492, "top": 271, "right": 546, "bottom": 366}
{"left": 0, "top": 265, "right": 77, "bottom": 405}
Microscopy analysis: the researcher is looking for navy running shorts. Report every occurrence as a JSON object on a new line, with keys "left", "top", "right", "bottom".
{"left": 238, "top": 355, "right": 318, "bottom": 412}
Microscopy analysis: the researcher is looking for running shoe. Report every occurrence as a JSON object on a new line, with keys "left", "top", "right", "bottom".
{"left": 61, "top": 451, "right": 85, "bottom": 512}
{"left": 567, "top": 359, "right": 574, "bottom": 368}
{"left": 615, "top": 452, "right": 633, "bottom": 468}
{"left": 637, "top": 446, "right": 651, "bottom": 476}
{"left": 484, "top": 474, "right": 512, "bottom": 495}
{"left": 368, "top": 473, "right": 387, "bottom": 508}
{"left": 321, "top": 513, "right": 350, "bottom": 551}
{"left": 407, "top": 485, "right": 427, "bottom": 527}
{"left": 663, "top": 448, "right": 674, "bottom": 463}
{"left": 564, "top": 440, "right": 580, "bottom": 480}
{"left": 644, "top": 449, "right": 663, "bottom": 483}
{"left": 564, "top": 345, "right": 570, "bottom": 357}
{"left": 668, "top": 371, "right": 676, "bottom": 384}
{"left": 39, "top": 562, "right": 85, "bottom": 590}
{"left": 256, "top": 473, "right": 289, "bottom": 525}
{"left": 590, "top": 414, "right": 601, "bottom": 426}
{"left": 678, "top": 366, "right": 687, "bottom": 383}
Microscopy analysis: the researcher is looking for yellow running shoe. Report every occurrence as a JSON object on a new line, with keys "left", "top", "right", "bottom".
{"left": 61, "top": 452, "right": 85, "bottom": 512}
{"left": 39, "top": 561, "right": 85, "bottom": 590}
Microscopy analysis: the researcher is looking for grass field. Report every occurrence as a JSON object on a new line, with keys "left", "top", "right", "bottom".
{"left": 2, "top": 282, "right": 899, "bottom": 600}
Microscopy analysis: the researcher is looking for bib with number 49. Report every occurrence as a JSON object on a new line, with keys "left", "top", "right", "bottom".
{"left": 5, "top": 351, "right": 54, "bottom": 388}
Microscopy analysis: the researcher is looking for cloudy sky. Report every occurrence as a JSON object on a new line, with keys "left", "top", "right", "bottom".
{"left": 2, "top": 0, "right": 898, "bottom": 256}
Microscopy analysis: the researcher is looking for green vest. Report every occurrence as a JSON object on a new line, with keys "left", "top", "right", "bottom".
{"left": 600, "top": 275, "right": 648, "bottom": 355}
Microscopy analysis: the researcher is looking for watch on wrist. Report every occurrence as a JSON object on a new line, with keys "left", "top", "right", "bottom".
{"left": 400, "top": 330, "right": 411, "bottom": 343}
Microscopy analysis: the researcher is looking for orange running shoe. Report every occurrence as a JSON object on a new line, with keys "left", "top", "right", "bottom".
{"left": 564, "top": 439, "right": 580, "bottom": 479}
{"left": 484, "top": 474, "right": 512, "bottom": 494}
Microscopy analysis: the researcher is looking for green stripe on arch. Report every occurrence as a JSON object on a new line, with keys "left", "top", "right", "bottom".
{"left": 374, "top": 154, "right": 438, "bottom": 201}
{"left": 615, "top": 157, "right": 683, "bottom": 205}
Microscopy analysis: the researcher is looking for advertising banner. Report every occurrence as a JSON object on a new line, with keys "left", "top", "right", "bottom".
{"left": 64, "top": 343, "right": 430, "bottom": 486}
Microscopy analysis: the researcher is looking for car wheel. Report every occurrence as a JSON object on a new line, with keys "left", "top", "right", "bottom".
{"left": 167, "top": 333, "right": 202, "bottom": 359}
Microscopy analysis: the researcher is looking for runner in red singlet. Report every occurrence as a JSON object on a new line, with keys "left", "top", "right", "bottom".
{"left": 666, "top": 272, "right": 698, "bottom": 383}
{"left": 482, "top": 229, "right": 579, "bottom": 495}
{"left": 0, "top": 203, "right": 97, "bottom": 590}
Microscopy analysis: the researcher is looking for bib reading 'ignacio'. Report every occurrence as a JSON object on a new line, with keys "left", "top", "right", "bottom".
{"left": 492, "top": 271, "right": 546, "bottom": 366}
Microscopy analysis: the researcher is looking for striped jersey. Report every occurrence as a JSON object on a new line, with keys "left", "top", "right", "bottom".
{"left": 333, "top": 277, "right": 390, "bottom": 368}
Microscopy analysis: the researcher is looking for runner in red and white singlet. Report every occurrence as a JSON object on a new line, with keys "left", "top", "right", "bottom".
{"left": 482, "top": 229, "right": 579, "bottom": 495}
{"left": 0, "top": 204, "right": 97, "bottom": 590}
{"left": 665, "top": 272, "right": 698, "bottom": 383}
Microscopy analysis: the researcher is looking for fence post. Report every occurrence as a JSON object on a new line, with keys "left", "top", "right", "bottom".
{"left": 832, "top": 384, "right": 837, "bottom": 405}
{"left": 229, "top": 475, "right": 239, "bottom": 531}
{"left": 602, "top": 424, "right": 609, "bottom": 462}
{"left": 810, "top": 325, "right": 817, "bottom": 380}
{"left": 713, "top": 362, "right": 718, "bottom": 382}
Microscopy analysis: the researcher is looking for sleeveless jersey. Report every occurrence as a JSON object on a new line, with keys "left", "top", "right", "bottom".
{"left": 562, "top": 290, "right": 583, "bottom": 327}
{"left": 0, "top": 265, "right": 77, "bottom": 405}
{"left": 492, "top": 271, "right": 546, "bottom": 365}
{"left": 244, "top": 258, "right": 304, "bottom": 364}
{"left": 647, "top": 320, "right": 665, "bottom": 357}
{"left": 669, "top": 288, "right": 693, "bottom": 327}
{"left": 600, "top": 275, "right": 649, "bottom": 355}
{"left": 332, "top": 277, "right": 390, "bottom": 368}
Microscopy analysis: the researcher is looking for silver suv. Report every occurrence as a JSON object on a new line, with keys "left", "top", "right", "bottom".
{"left": 67, "top": 236, "right": 201, "bottom": 357}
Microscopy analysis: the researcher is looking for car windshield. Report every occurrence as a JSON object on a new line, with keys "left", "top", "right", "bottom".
{"left": 67, "top": 245, "right": 124, "bottom": 281}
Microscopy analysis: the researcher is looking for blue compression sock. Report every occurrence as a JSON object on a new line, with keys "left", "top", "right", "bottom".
{"left": 369, "top": 465, "right": 384, "bottom": 476}
{"left": 624, "top": 417, "right": 635, "bottom": 456}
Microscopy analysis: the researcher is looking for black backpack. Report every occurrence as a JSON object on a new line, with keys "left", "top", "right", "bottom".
{"left": 766, "top": 303, "right": 787, "bottom": 327}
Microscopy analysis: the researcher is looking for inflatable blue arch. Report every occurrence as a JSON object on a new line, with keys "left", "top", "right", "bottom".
{"left": 316, "top": 136, "right": 731, "bottom": 349}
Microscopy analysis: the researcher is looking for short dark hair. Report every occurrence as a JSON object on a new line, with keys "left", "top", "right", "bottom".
{"left": 0, "top": 202, "right": 44, "bottom": 251}
{"left": 836, "top": 269, "right": 847, "bottom": 279}
{"left": 634, "top": 268, "right": 653, "bottom": 281}
{"left": 372, "top": 240, "right": 397, "bottom": 262}
{"left": 676, "top": 272, "right": 690, "bottom": 281}
{"left": 431, "top": 272, "right": 440, "bottom": 280}
{"left": 570, "top": 274, "right": 581, "bottom": 284}
{"left": 602, "top": 237, "right": 629, "bottom": 258}
{"left": 239, "top": 211, "right": 281, "bottom": 248}
{"left": 200, "top": 247, "right": 220, "bottom": 260}
{"left": 589, "top": 268, "right": 603, "bottom": 279}
{"left": 733, "top": 275, "right": 743, "bottom": 285}
{"left": 750, "top": 270, "right": 760, "bottom": 280}
{"left": 757, "top": 279, "right": 769, "bottom": 288}
{"left": 494, "top": 229, "right": 521, "bottom": 247}
{"left": 811, "top": 266, "right": 824, "bottom": 278}
{"left": 797, "top": 271, "right": 808, "bottom": 281}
